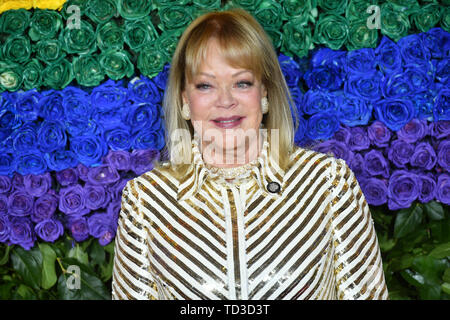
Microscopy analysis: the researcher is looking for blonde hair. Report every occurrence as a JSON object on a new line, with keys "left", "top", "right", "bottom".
{"left": 161, "top": 8, "right": 298, "bottom": 176}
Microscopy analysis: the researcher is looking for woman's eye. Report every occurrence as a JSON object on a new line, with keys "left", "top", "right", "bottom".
{"left": 236, "top": 81, "right": 253, "bottom": 89}
{"left": 195, "top": 83, "right": 211, "bottom": 90}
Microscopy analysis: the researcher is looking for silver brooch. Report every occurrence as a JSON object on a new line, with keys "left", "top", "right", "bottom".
{"left": 267, "top": 181, "right": 281, "bottom": 193}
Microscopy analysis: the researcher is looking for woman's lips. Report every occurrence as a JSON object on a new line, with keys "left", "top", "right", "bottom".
{"left": 211, "top": 116, "right": 244, "bottom": 129}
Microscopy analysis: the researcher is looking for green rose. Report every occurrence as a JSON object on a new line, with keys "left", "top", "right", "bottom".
{"left": 60, "top": 20, "right": 97, "bottom": 55}
{"left": 157, "top": 5, "right": 193, "bottom": 31}
{"left": 225, "top": 0, "right": 262, "bottom": 11}
{"left": 153, "top": 0, "right": 191, "bottom": 6}
{"left": 264, "top": 26, "right": 283, "bottom": 50}
{"left": 346, "top": 18, "right": 379, "bottom": 51}
{"left": 386, "top": 0, "right": 420, "bottom": 16}
{"left": 281, "top": 18, "right": 313, "bottom": 58}
{"left": 96, "top": 20, "right": 125, "bottom": 52}
{"left": 137, "top": 45, "right": 168, "bottom": 78}
{"left": 42, "top": 57, "right": 74, "bottom": 90}
{"left": 345, "top": 0, "right": 379, "bottom": 23}
{"left": 380, "top": 2, "right": 410, "bottom": 42}
{"left": 317, "top": 0, "right": 347, "bottom": 15}
{"left": 410, "top": 3, "right": 442, "bottom": 32}
{"left": 99, "top": 49, "right": 134, "bottom": 80}
{"left": 28, "top": 9, "right": 63, "bottom": 41}
{"left": 281, "top": 0, "right": 316, "bottom": 19}
{"left": 313, "top": 13, "right": 349, "bottom": 50}
{"left": 125, "top": 16, "right": 159, "bottom": 52}
{"left": 118, "top": 0, "right": 153, "bottom": 20}
{"left": 86, "top": 0, "right": 119, "bottom": 24}
{"left": 34, "top": 39, "right": 66, "bottom": 65}
{"left": 0, "top": 61, "right": 23, "bottom": 92}
{"left": 2, "top": 35, "right": 32, "bottom": 64}
{"left": 61, "top": 0, "right": 90, "bottom": 18}
{"left": 193, "top": 0, "right": 222, "bottom": 10}
{"left": 73, "top": 54, "right": 105, "bottom": 87}
{"left": 155, "top": 28, "right": 184, "bottom": 60}
{"left": 442, "top": 6, "right": 450, "bottom": 33}
{"left": 254, "top": 0, "right": 284, "bottom": 30}
{"left": 22, "top": 59, "right": 43, "bottom": 91}
{"left": 0, "top": 9, "right": 31, "bottom": 35}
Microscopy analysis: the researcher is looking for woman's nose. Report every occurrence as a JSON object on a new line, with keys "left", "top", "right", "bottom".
{"left": 217, "top": 87, "right": 236, "bottom": 108}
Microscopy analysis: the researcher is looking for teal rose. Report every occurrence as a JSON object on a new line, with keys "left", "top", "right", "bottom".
{"left": 60, "top": 20, "right": 97, "bottom": 55}
{"left": 99, "top": 49, "right": 134, "bottom": 80}
{"left": 124, "top": 16, "right": 159, "bottom": 52}
{"left": 0, "top": 8, "right": 31, "bottom": 35}
{"left": 96, "top": 20, "right": 125, "bottom": 52}
{"left": 73, "top": 54, "right": 105, "bottom": 87}
{"left": 28, "top": 9, "right": 63, "bottom": 41}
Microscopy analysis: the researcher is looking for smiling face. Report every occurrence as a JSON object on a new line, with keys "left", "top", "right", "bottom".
{"left": 182, "top": 38, "right": 267, "bottom": 167}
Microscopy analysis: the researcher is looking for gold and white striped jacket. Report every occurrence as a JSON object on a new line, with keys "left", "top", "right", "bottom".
{"left": 111, "top": 139, "right": 389, "bottom": 300}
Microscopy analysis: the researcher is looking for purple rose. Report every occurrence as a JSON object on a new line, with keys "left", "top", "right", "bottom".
{"left": 0, "top": 176, "right": 11, "bottom": 194}
{"left": 388, "top": 170, "right": 420, "bottom": 210}
{"left": 314, "top": 139, "right": 354, "bottom": 163}
{"left": 436, "top": 174, "right": 450, "bottom": 205}
{"left": 88, "top": 212, "right": 116, "bottom": 246}
{"left": 348, "top": 127, "right": 370, "bottom": 151}
{"left": 397, "top": 119, "right": 428, "bottom": 143}
{"left": 107, "top": 178, "right": 128, "bottom": 201}
{"left": 105, "top": 150, "right": 131, "bottom": 171}
{"left": 437, "top": 140, "right": 449, "bottom": 172}
{"left": 367, "top": 121, "right": 391, "bottom": 148}
{"left": 23, "top": 172, "right": 51, "bottom": 197}
{"left": 360, "top": 178, "right": 388, "bottom": 206}
{"left": 87, "top": 164, "right": 120, "bottom": 185}
{"left": 11, "top": 173, "right": 25, "bottom": 191}
{"left": 429, "top": 121, "right": 450, "bottom": 139}
{"left": 59, "top": 185, "right": 85, "bottom": 215}
{"left": 417, "top": 173, "right": 436, "bottom": 203}
{"left": 388, "top": 139, "right": 414, "bottom": 168}
{"left": 0, "top": 214, "right": 10, "bottom": 243}
{"left": 76, "top": 163, "right": 89, "bottom": 182}
{"left": 84, "top": 184, "right": 109, "bottom": 210}
{"left": 106, "top": 199, "right": 121, "bottom": 230}
{"left": 9, "top": 216, "right": 35, "bottom": 250}
{"left": 410, "top": 142, "right": 437, "bottom": 170}
{"left": 364, "top": 149, "right": 390, "bottom": 178}
{"left": 349, "top": 153, "right": 368, "bottom": 180}
{"left": 35, "top": 218, "right": 64, "bottom": 242}
{"left": 31, "top": 191, "right": 59, "bottom": 223}
{"left": 130, "top": 149, "right": 159, "bottom": 175}
{"left": 56, "top": 168, "right": 79, "bottom": 186}
{"left": 67, "top": 216, "right": 89, "bottom": 242}
{"left": 333, "top": 126, "right": 351, "bottom": 145}
{"left": 0, "top": 195, "right": 7, "bottom": 214}
{"left": 8, "top": 191, "right": 34, "bottom": 217}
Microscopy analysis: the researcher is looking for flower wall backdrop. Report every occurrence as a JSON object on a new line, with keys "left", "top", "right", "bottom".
{"left": 0, "top": 0, "right": 449, "bottom": 300}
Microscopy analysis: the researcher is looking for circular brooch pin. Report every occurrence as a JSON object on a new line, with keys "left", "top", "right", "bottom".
{"left": 267, "top": 181, "right": 281, "bottom": 193}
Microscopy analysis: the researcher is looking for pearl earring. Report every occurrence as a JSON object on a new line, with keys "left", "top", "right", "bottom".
{"left": 181, "top": 102, "right": 190, "bottom": 120}
{"left": 261, "top": 97, "right": 269, "bottom": 114}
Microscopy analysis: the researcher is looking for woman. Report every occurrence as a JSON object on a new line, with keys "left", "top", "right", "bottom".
{"left": 111, "top": 8, "right": 389, "bottom": 300}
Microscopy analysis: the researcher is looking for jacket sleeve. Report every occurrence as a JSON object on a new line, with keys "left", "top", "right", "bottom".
{"left": 111, "top": 178, "right": 158, "bottom": 300}
{"left": 331, "top": 159, "right": 389, "bottom": 300}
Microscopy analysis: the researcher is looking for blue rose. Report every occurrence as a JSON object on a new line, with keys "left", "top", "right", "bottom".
{"left": 0, "top": 108, "right": 22, "bottom": 131}
{"left": 45, "top": 149, "right": 78, "bottom": 172}
{"left": 11, "top": 122, "right": 39, "bottom": 153}
{"left": 303, "top": 64, "right": 343, "bottom": 91}
{"left": 380, "top": 71, "right": 418, "bottom": 99}
{"left": 38, "top": 90, "right": 65, "bottom": 120}
{"left": 311, "top": 48, "right": 347, "bottom": 75}
{"left": 279, "top": 53, "right": 303, "bottom": 87}
{"left": 90, "top": 79, "right": 128, "bottom": 112}
{"left": 64, "top": 117, "right": 98, "bottom": 137}
{"left": 127, "top": 76, "right": 162, "bottom": 104}
{"left": 105, "top": 125, "right": 132, "bottom": 151}
{"left": 403, "top": 64, "right": 434, "bottom": 91}
{"left": 70, "top": 134, "right": 107, "bottom": 167}
{"left": 421, "top": 28, "right": 450, "bottom": 59}
{"left": 93, "top": 106, "right": 126, "bottom": 131}
{"left": 345, "top": 48, "right": 377, "bottom": 75}
{"left": 153, "top": 63, "right": 170, "bottom": 90}
{"left": 294, "top": 116, "right": 307, "bottom": 146}
{"left": 305, "top": 112, "right": 340, "bottom": 141}
{"left": 15, "top": 151, "right": 48, "bottom": 175}
{"left": 435, "top": 58, "right": 449, "bottom": 87}
{"left": 133, "top": 127, "right": 165, "bottom": 150}
{"left": 289, "top": 86, "right": 303, "bottom": 114}
{"left": 397, "top": 33, "right": 431, "bottom": 67}
{"left": 37, "top": 120, "right": 67, "bottom": 153}
{"left": 434, "top": 87, "right": 450, "bottom": 121}
{"left": 345, "top": 71, "right": 382, "bottom": 101}
{"left": 0, "top": 153, "right": 15, "bottom": 176}
{"left": 125, "top": 102, "right": 160, "bottom": 133}
{"left": 11, "top": 89, "right": 41, "bottom": 121}
{"left": 62, "top": 86, "right": 92, "bottom": 120}
{"left": 301, "top": 90, "right": 340, "bottom": 115}
{"left": 374, "top": 36, "right": 402, "bottom": 74}
{"left": 0, "top": 129, "right": 12, "bottom": 153}
{"left": 374, "top": 98, "right": 415, "bottom": 131}
{"left": 412, "top": 89, "right": 435, "bottom": 120}
{"left": 338, "top": 93, "right": 372, "bottom": 126}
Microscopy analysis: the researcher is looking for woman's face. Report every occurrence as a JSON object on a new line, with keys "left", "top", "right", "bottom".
{"left": 182, "top": 38, "right": 266, "bottom": 166}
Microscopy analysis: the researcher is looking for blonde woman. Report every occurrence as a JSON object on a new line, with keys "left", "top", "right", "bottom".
{"left": 111, "top": 8, "right": 388, "bottom": 300}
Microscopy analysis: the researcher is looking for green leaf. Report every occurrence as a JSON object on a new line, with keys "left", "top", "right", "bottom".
{"left": 38, "top": 243, "right": 57, "bottom": 290}
{"left": 12, "top": 284, "right": 37, "bottom": 300}
{"left": 10, "top": 246, "right": 42, "bottom": 290}
{"left": 411, "top": 256, "right": 448, "bottom": 300}
{"left": 57, "top": 257, "right": 110, "bottom": 300}
{"left": 68, "top": 244, "right": 89, "bottom": 266}
{"left": 0, "top": 244, "right": 11, "bottom": 265}
{"left": 443, "top": 268, "right": 450, "bottom": 283}
{"left": 429, "top": 217, "right": 450, "bottom": 243}
{"left": 424, "top": 201, "right": 445, "bottom": 221}
{"left": 428, "top": 242, "right": 450, "bottom": 259}
{"left": 89, "top": 240, "right": 105, "bottom": 267}
{"left": 394, "top": 204, "right": 423, "bottom": 239}
{"left": 442, "top": 282, "right": 450, "bottom": 295}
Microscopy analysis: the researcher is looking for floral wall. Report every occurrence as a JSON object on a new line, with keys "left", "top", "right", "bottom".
{"left": 0, "top": 0, "right": 448, "bottom": 300}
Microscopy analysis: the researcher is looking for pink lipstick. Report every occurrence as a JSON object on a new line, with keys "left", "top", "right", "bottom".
{"left": 211, "top": 116, "right": 244, "bottom": 129}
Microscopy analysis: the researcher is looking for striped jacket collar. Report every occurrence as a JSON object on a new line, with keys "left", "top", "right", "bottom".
{"left": 177, "top": 136, "right": 285, "bottom": 202}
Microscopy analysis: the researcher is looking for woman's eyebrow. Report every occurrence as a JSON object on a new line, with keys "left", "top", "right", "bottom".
{"left": 197, "top": 70, "right": 252, "bottom": 78}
